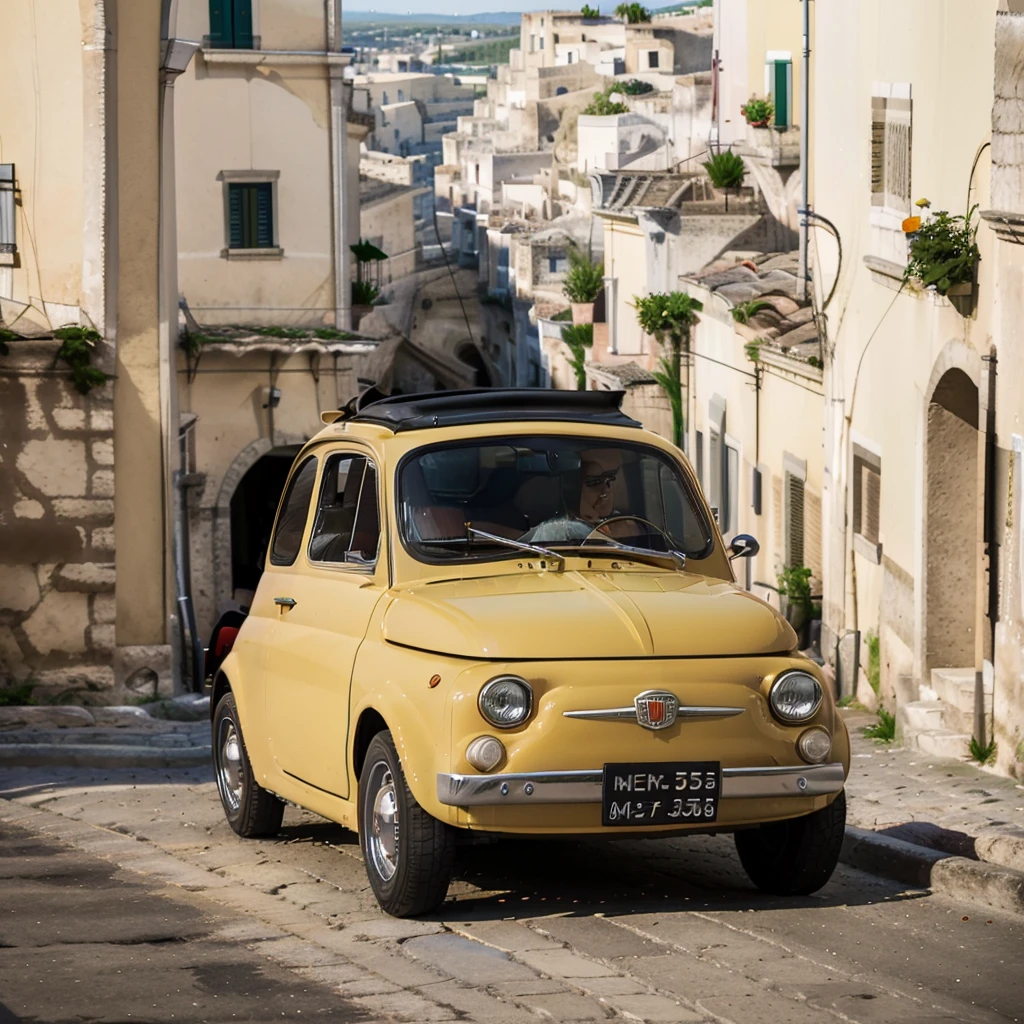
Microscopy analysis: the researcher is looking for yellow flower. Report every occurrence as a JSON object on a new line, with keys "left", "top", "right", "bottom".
{"left": 915, "top": 198, "right": 931, "bottom": 208}
{"left": 902, "top": 216, "right": 922, "bottom": 234}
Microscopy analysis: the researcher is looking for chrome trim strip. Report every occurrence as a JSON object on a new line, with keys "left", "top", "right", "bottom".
{"left": 562, "top": 706, "right": 745, "bottom": 721}
{"left": 436, "top": 762, "right": 845, "bottom": 807}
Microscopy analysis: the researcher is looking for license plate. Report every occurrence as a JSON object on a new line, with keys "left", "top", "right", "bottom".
{"left": 602, "top": 761, "right": 720, "bottom": 827}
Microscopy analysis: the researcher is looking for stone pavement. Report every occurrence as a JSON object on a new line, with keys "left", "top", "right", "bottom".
{"left": 840, "top": 708, "right": 1024, "bottom": 914}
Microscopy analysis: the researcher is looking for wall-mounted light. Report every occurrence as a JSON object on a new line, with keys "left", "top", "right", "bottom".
{"left": 262, "top": 385, "right": 282, "bottom": 409}
{"left": 0, "top": 164, "right": 18, "bottom": 258}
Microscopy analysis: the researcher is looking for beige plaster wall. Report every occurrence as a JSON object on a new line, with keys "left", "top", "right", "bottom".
{"left": 174, "top": 55, "right": 336, "bottom": 325}
{"left": 361, "top": 192, "right": 419, "bottom": 282}
{"left": 601, "top": 217, "right": 648, "bottom": 359}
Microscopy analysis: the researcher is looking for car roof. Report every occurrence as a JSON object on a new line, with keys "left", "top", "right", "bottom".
{"left": 321, "top": 388, "right": 643, "bottom": 434}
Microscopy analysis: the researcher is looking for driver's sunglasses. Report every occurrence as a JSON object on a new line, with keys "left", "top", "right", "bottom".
{"left": 583, "top": 471, "right": 617, "bottom": 489}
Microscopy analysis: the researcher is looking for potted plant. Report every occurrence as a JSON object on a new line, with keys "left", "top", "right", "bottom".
{"left": 903, "top": 204, "right": 981, "bottom": 317}
{"left": 703, "top": 149, "right": 746, "bottom": 212}
{"left": 633, "top": 291, "right": 702, "bottom": 449}
{"left": 562, "top": 248, "right": 604, "bottom": 324}
{"left": 561, "top": 323, "right": 594, "bottom": 390}
{"left": 581, "top": 90, "right": 630, "bottom": 117}
{"left": 777, "top": 564, "right": 813, "bottom": 640}
{"left": 740, "top": 96, "right": 773, "bottom": 128}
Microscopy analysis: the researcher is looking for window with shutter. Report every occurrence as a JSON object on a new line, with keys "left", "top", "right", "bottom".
{"left": 870, "top": 90, "right": 912, "bottom": 214}
{"left": 695, "top": 430, "right": 704, "bottom": 486}
{"left": 208, "top": 0, "right": 253, "bottom": 48}
{"left": 725, "top": 442, "right": 740, "bottom": 534}
{"left": 708, "top": 428, "right": 722, "bottom": 512}
{"left": 785, "top": 472, "right": 805, "bottom": 568}
{"left": 227, "top": 182, "right": 274, "bottom": 249}
{"left": 853, "top": 448, "right": 882, "bottom": 547}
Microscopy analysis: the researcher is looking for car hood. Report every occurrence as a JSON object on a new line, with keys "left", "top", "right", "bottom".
{"left": 381, "top": 569, "right": 797, "bottom": 659}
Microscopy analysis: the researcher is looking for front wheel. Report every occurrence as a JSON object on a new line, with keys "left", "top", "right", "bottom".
{"left": 735, "top": 790, "right": 846, "bottom": 896}
{"left": 213, "top": 692, "right": 284, "bottom": 838}
{"left": 358, "top": 730, "right": 455, "bottom": 917}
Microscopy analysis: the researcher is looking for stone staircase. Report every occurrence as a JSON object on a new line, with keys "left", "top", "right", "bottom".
{"left": 898, "top": 667, "right": 992, "bottom": 759}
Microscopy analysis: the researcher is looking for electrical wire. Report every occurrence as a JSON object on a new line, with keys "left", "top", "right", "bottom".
{"left": 431, "top": 200, "right": 477, "bottom": 354}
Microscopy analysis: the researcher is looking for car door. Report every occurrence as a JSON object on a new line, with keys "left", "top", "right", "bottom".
{"left": 264, "top": 448, "right": 387, "bottom": 798}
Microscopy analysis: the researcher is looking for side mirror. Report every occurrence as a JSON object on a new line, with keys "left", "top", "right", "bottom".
{"left": 728, "top": 534, "right": 760, "bottom": 560}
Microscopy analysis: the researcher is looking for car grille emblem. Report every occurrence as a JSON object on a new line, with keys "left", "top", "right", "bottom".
{"left": 634, "top": 690, "right": 678, "bottom": 730}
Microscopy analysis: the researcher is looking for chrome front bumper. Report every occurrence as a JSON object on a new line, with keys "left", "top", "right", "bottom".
{"left": 437, "top": 763, "right": 846, "bottom": 807}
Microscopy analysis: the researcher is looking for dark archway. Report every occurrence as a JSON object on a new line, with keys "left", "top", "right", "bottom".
{"left": 925, "top": 368, "right": 979, "bottom": 672}
{"left": 229, "top": 445, "right": 301, "bottom": 602}
{"left": 457, "top": 343, "right": 492, "bottom": 387}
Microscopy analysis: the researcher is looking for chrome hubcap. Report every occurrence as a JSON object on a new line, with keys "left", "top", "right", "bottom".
{"left": 217, "top": 718, "right": 244, "bottom": 814}
{"left": 366, "top": 759, "right": 399, "bottom": 882}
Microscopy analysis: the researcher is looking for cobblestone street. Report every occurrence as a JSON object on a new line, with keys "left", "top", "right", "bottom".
{"left": 2, "top": 761, "right": 1021, "bottom": 1024}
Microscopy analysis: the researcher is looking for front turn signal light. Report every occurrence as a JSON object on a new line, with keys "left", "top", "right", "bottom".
{"left": 466, "top": 735, "right": 505, "bottom": 771}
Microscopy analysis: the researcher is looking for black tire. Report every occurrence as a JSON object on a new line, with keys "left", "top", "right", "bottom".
{"left": 735, "top": 789, "right": 846, "bottom": 896}
{"left": 213, "top": 691, "right": 284, "bottom": 838}
{"left": 358, "top": 730, "right": 455, "bottom": 917}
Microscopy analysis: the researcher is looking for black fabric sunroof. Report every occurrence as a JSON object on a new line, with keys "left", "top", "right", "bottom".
{"left": 347, "top": 388, "right": 641, "bottom": 433}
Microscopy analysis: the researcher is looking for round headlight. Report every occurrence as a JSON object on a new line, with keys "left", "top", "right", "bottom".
{"left": 797, "top": 726, "right": 832, "bottom": 764}
{"left": 478, "top": 675, "right": 533, "bottom": 728}
{"left": 769, "top": 671, "right": 823, "bottom": 724}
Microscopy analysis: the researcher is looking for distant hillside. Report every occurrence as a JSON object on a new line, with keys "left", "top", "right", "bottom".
{"left": 344, "top": 11, "right": 525, "bottom": 25}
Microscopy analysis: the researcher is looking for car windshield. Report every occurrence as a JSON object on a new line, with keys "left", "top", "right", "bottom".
{"left": 398, "top": 436, "right": 714, "bottom": 563}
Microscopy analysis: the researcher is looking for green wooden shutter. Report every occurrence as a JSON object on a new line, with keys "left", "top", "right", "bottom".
{"left": 255, "top": 183, "right": 273, "bottom": 247}
{"left": 772, "top": 60, "right": 791, "bottom": 128}
{"left": 228, "top": 184, "right": 244, "bottom": 248}
{"left": 208, "top": 0, "right": 232, "bottom": 46}
{"left": 232, "top": 0, "right": 254, "bottom": 49}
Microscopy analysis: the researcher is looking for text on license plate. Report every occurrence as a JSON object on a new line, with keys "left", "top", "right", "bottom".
{"left": 602, "top": 761, "right": 720, "bottom": 826}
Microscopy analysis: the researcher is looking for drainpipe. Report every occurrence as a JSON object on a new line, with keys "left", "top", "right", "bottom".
{"left": 797, "top": 0, "right": 810, "bottom": 302}
{"left": 328, "top": 0, "right": 352, "bottom": 330}
{"left": 976, "top": 351, "right": 999, "bottom": 748}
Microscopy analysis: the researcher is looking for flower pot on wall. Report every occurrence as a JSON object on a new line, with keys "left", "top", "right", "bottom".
{"left": 946, "top": 281, "right": 976, "bottom": 318}
{"left": 571, "top": 302, "right": 595, "bottom": 325}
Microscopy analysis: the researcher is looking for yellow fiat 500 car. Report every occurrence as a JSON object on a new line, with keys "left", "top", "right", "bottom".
{"left": 209, "top": 388, "right": 849, "bottom": 917}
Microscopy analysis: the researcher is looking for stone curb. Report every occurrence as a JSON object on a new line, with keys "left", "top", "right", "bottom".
{"left": 841, "top": 825, "right": 1024, "bottom": 917}
{"left": 0, "top": 743, "right": 211, "bottom": 769}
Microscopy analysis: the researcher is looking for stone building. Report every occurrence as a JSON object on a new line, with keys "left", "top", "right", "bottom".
{"left": 0, "top": 0, "right": 195, "bottom": 701}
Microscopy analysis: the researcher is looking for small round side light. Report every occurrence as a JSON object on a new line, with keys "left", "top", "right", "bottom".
{"left": 466, "top": 735, "right": 505, "bottom": 772}
{"left": 797, "top": 726, "right": 832, "bottom": 764}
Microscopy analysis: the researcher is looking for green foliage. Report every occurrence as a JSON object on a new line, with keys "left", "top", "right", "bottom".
{"left": 969, "top": 735, "right": 997, "bottom": 765}
{"left": 614, "top": 2, "right": 651, "bottom": 22}
{"left": 743, "top": 339, "right": 762, "bottom": 363}
{"left": 0, "top": 681, "right": 38, "bottom": 706}
{"left": 582, "top": 91, "right": 630, "bottom": 117}
{"left": 561, "top": 323, "right": 594, "bottom": 390}
{"left": 633, "top": 292, "right": 701, "bottom": 449}
{"left": 352, "top": 280, "right": 380, "bottom": 305}
{"left": 580, "top": 3, "right": 601, "bottom": 16}
{"left": 904, "top": 208, "right": 980, "bottom": 295}
{"left": 863, "top": 707, "right": 896, "bottom": 743}
{"left": 806, "top": 355, "right": 822, "bottom": 369}
{"left": 730, "top": 299, "right": 773, "bottom": 324}
{"left": 864, "top": 630, "right": 880, "bottom": 695}
{"left": 53, "top": 326, "right": 107, "bottom": 395}
{"left": 609, "top": 78, "right": 655, "bottom": 96}
{"left": 562, "top": 248, "right": 605, "bottom": 303}
{"left": 741, "top": 95, "right": 774, "bottom": 125}
{"left": 450, "top": 36, "right": 516, "bottom": 65}
{"left": 0, "top": 326, "right": 20, "bottom": 355}
{"left": 314, "top": 327, "right": 358, "bottom": 341}
{"left": 703, "top": 150, "right": 746, "bottom": 191}
{"left": 632, "top": 291, "right": 702, "bottom": 344}
{"left": 777, "top": 564, "right": 812, "bottom": 611}
{"left": 250, "top": 325, "right": 307, "bottom": 339}
{"left": 550, "top": 307, "right": 574, "bottom": 322}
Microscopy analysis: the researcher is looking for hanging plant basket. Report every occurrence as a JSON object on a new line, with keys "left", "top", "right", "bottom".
{"left": 946, "top": 281, "right": 976, "bottom": 318}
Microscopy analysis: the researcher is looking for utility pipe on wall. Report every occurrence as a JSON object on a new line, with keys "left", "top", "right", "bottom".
{"left": 797, "top": 0, "right": 810, "bottom": 302}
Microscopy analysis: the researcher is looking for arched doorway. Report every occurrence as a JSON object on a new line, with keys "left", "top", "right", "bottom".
{"left": 925, "top": 368, "right": 979, "bottom": 673}
{"left": 229, "top": 445, "right": 301, "bottom": 604}
{"left": 457, "top": 343, "right": 492, "bottom": 386}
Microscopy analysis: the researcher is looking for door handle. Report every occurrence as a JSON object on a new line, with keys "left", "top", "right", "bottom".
{"left": 274, "top": 596, "right": 297, "bottom": 609}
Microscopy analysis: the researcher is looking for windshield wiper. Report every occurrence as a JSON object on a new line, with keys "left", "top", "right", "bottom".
{"left": 465, "top": 525, "right": 565, "bottom": 571}
{"left": 551, "top": 540, "right": 687, "bottom": 572}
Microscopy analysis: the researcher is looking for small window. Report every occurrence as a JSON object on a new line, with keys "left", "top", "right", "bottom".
{"left": 853, "top": 448, "right": 882, "bottom": 548}
{"left": 208, "top": 0, "right": 253, "bottom": 49}
{"left": 228, "top": 182, "right": 274, "bottom": 249}
{"left": 308, "top": 454, "right": 381, "bottom": 565}
{"left": 398, "top": 89, "right": 405, "bottom": 102}
{"left": 539, "top": 36, "right": 545, "bottom": 50}
{"left": 871, "top": 90, "right": 912, "bottom": 214}
{"left": 270, "top": 457, "right": 318, "bottom": 566}
{"left": 648, "top": 50, "right": 659, "bottom": 69}
{"left": 708, "top": 427, "right": 722, "bottom": 515}
{"left": 785, "top": 471, "right": 805, "bottom": 568}
{"left": 0, "top": 164, "right": 16, "bottom": 256}
{"left": 394, "top": 127, "right": 401, "bottom": 141}
{"left": 725, "top": 441, "right": 740, "bottom": 534}
{"left": 695, "top": 430, "right": 704, "bottom": 486}
{"left": 382, "top": 91, "right": 389, "bottom": 105}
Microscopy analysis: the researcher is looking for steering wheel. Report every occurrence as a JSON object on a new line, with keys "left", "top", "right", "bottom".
{"left": 581, "top": 515, "right": 675, "bottom": 550}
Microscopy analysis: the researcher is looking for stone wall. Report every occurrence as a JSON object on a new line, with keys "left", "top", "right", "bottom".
{"left": 0, "top": 340, "right": 122, "bottom": 702}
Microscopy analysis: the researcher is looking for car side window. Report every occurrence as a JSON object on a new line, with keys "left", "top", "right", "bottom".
{"left": 308, "top": 453, "right": 381, "bottom": 566}
{"left": 270, "top": 456, "right": 319, "bottom": 566}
